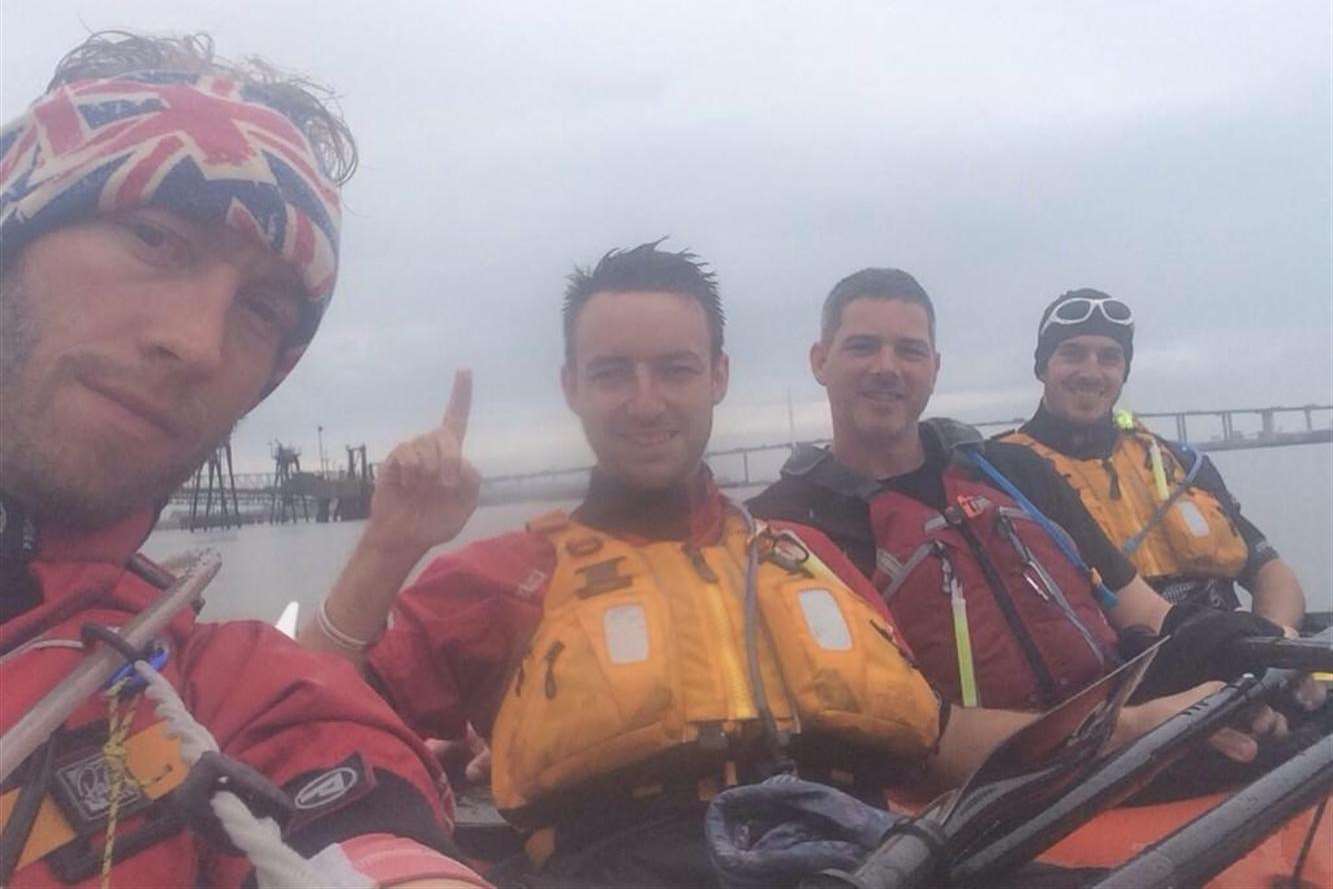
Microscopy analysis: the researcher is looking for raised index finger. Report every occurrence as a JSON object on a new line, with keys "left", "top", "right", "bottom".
{"left": 441, "top": 368, "right": 472, "bottom": 442}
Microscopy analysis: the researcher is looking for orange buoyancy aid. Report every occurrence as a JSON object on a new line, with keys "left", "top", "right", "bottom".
{"left": 1002, "top": 427, "right": 1247, "bottom": 583}
{"left": 871, "top": 468, "right": 1121, "bottom": 711}
{"left": 489, "top": 508, "right": 941, "bottom": 825}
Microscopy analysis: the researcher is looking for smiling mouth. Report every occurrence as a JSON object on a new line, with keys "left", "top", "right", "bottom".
{"left": 861, "top": 390, "right": 905, "bottom": 404}
{"left": 622, "top": 430, "right": 678, "bottom": 446}
{"left": 79, "top": 379, "right": 182, "bottom": 439}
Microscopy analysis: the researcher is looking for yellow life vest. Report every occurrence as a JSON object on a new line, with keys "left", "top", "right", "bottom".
{"left": 1002, "top": 426, "right": 1247, "bottom": 582}
{"left": 489, "top": 508, "right": 940, "bottom": 825}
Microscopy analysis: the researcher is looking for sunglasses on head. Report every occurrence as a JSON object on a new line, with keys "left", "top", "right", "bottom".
{"left": 1040, "top": 297, "right": 1133, "bottom": 338}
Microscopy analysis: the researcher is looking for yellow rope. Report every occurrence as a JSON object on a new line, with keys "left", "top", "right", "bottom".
{"left": 99, "top": 678, "right": 141, "bottom": 889}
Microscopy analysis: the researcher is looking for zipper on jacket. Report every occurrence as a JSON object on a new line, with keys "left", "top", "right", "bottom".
{"left": 949, "top": 510, "right": 1060, "bottom": 706}
{"left": 683, "top": 545, "right": 755, "bottom": 723}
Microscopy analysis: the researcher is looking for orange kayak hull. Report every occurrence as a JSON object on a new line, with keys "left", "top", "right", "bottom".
{"left": 1036, "top": 791, "right": 1332, "bottom": 887}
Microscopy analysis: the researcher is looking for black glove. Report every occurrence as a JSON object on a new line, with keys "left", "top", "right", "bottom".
{"left": 1128, "top": 603, "right": 1283, "bottom": 701}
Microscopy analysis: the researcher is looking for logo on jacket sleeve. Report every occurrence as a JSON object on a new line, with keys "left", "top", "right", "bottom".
{"left": 294, "top": 765, "right": 360, "bottom": 810}
{"left": 284, "top": 752, "right": 377, "bottom": 833}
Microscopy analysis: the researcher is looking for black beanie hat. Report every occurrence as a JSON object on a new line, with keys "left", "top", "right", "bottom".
{"left": 1033, "top": 288, "right": 1134, "bottom": 380}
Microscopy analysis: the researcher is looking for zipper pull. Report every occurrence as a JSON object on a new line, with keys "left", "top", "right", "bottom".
{"left": 543, "top": 640, "right": 565, "bottom": 699}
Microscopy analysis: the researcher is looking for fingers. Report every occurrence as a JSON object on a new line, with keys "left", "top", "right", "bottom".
{"left": 441, "top": 369, "right": 472, "bottom": 443}
{"left": 1207, "top": 727, "right": 1258, "bottom": 763}
{"left": 383, "top": 438, "right": 438, "bottom": 487}
{"left": 424, "top": 738, "right": 449, "bottom": 764}
{"left": 1293, "top": 675, "right": 1328, "bottom": 711}
{"left": 465, "top": 747, "right": 492, "bottom": 784}
{"left": 378, "top": 370, "right": 475, "bottom": 492}
{"left": 433, "top": 369, "right": 473, "bottom": 485}
{"left": 1247, "top": 704, "right": 1288, "bottom": 740}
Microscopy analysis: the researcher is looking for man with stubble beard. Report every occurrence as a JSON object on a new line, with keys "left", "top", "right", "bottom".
{"left": 0, "top": 31, "right": 486, "bottom": 888}
{"left": 997, "top": 289, "right": 1306, "bottom": 628}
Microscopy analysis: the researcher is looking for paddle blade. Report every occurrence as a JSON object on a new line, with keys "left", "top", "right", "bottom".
{"left": 275, "top": 601, "right": 300, "bottom": 639}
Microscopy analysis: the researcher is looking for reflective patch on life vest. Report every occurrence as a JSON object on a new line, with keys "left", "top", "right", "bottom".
{"left": 797, "top": 590, "right": 852, "bottom": 651}
{"left": 1174, "top": 502, "right": 1209, "bottom": 537}
{"left": 603, "top": 604, "right": 650, "bottom": 664}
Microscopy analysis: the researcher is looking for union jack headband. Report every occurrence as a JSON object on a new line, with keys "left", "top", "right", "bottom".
{"left": 0, "top": 71, "right": 343, "bottom": 331}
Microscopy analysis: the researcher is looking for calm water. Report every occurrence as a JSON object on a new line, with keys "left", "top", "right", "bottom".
{"left": 143, "top": 443, "right": 1333, "bottom": 624}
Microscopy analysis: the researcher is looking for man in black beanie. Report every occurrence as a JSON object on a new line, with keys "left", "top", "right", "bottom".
{"left": 1000, "top": 289, "right": 1306, "bottom": 627}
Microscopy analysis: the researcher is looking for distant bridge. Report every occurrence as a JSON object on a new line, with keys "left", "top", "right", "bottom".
{"left": 167, "top": 403, "right": 1331, "bottom": 515}
{"left": 468, "top": 403, "right": 1333, "bottom": 500}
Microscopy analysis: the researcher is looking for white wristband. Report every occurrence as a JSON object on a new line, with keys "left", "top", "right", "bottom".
{"left": 316, "top": 600, "right": 379, "bottom": 651}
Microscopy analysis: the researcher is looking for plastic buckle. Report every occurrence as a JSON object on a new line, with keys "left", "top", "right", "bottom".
{"left": 957, "top": 495, "right": 986, "bottom": 519}
{"left": 104, "top": 642, "right": 170, "bottom": 694}
{"left": 170, "top": 751, "right": 295, "bottom": 855}
{"left": 759, "top": 529, "right": 811, "bottom": 574}
{"left": 79, "top": 624, "right": 166, "bottom": 694}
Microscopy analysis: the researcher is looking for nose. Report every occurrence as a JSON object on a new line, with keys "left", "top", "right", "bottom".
{"left": 867, "top": 344, "right": 901, "bottom": 377}
{"left": 139, "top": 263, "right": 237, "bottom": 377}
{"left": 625, "top": 365, "right": 667, "bottom": 421}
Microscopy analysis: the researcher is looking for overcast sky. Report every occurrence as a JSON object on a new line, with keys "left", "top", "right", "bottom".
{"left": 4, "top": 1, "right": 1330, "bottom": 475}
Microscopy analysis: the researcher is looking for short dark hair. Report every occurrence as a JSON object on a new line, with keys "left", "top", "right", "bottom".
{"left": 47, "top": 31, "right": 356, "bottom": 185}
{"left": 821, "top": 267, "right": 936, "bottom": 344}
{"left": 563, "top": 240, "right": 724, "bottom": 363}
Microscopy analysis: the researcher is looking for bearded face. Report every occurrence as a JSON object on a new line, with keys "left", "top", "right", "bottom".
{"left": 0, "top": 211, "right": 298, "bottom": 529}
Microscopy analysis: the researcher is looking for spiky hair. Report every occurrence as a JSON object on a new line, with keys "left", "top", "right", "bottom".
{"left": 562, "top": 239, "right": 724, "bottom": 362}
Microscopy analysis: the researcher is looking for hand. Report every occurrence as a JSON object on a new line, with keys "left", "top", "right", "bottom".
{"left": 430, "top": 724, "right": 492, "bottom": 786}
{"left": 1118, "top": 681, "right": 1288, "bottom": 764}
{"left": 366, "top": 370, "right": 481, "bottom": 557}
{"left": 1291, "top": 673, "right": 1328, "bottom": 711}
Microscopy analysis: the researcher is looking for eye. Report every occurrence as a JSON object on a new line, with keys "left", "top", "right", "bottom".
{"left": 239, "top": 286, "right": 302, "bottom": 341}
{"left": 589, "top": 364, "right": 631, "bottom": 384}
{"left": 119, "top": 218, "right": 194, "bottom": 268}
{"left": 662, "top": 362, "right": 698, "bottom": 380}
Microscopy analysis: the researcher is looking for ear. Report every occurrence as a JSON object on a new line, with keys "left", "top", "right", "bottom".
{"left": 560, "top": 363, "right": 578, "bottom": 411}
{"left": 810, "top": 340, "right": 829, "bottom": 386}
{"left": 711, "top": 352, "right": 730, "bottom": 405}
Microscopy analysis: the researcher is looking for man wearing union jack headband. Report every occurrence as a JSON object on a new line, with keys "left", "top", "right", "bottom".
{"left": 0, "top": 31, "right": 488, "bottom": 888}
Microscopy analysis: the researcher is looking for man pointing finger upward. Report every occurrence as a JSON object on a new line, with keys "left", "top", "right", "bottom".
{"left": 300, "top": 369, "right": 482, "bottom": 666}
